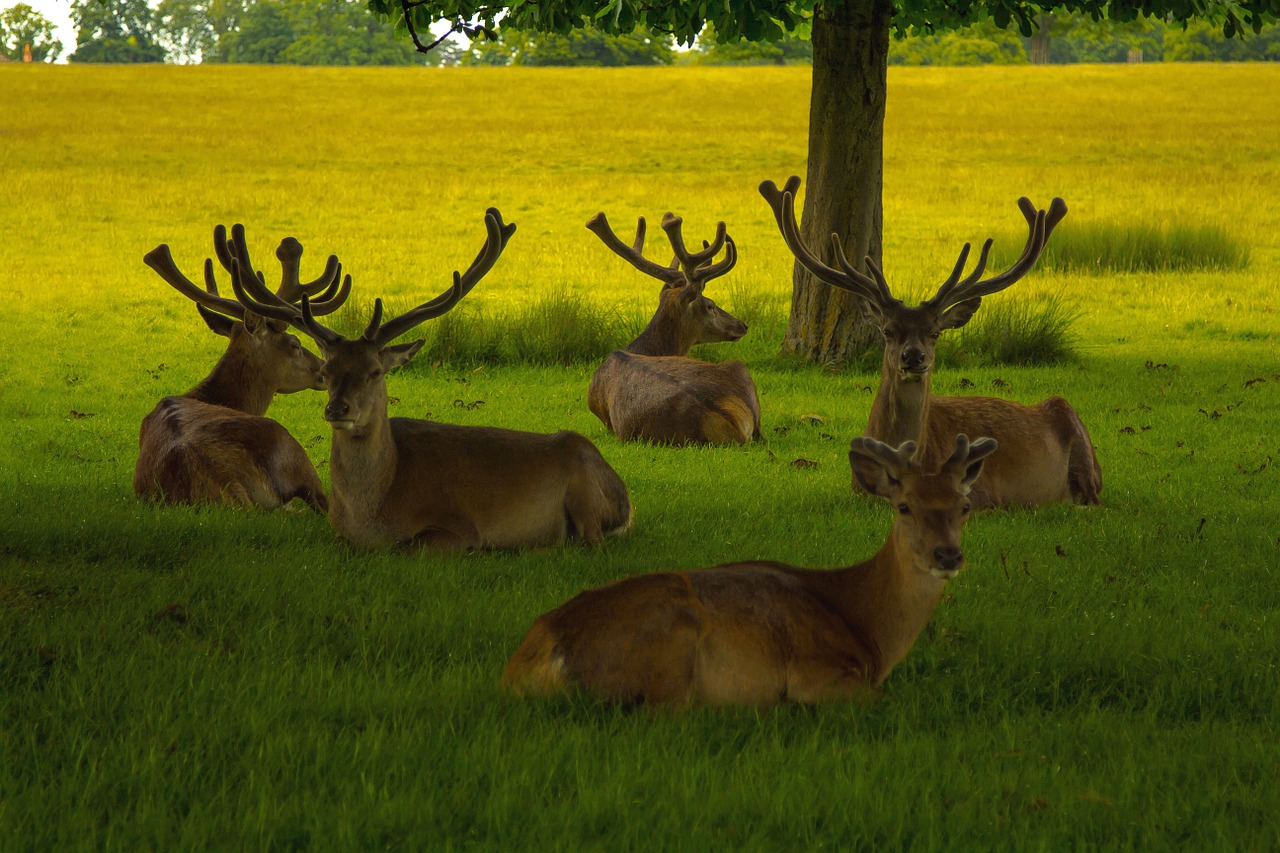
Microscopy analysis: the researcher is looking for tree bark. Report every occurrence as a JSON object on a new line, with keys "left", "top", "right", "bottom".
{"left": 1028, "top": 14, "right": 1053, "bottom": 65}
{"left": 784, "top": 0, "right": 891, "bottom": 366}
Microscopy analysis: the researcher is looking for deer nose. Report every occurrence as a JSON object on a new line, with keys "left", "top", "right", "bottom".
{"left": 324, "top": 400, "right": 350, "bottom": 421}
{"left": 901, "top": 348, "right": 926, "bottom": 369}
{"left": 934, "top": 547, "right": 963, "bottom": 572}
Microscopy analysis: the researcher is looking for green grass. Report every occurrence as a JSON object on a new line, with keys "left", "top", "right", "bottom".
{"left": 3, "top": 63, "right": 1280, "bottom": 850}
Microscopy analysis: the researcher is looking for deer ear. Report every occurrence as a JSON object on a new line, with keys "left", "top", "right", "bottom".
{"left": 937, "top": 297, "right": 981, "bottom": 331}
{"left": 379, "top": 340, "right": 424, "bottom": 371}
{"left": 196, "top": 303, "right": 236, "bottom": 338}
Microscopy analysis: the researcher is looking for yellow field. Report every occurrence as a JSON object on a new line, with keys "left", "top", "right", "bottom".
{"left": 4, "top": 62, "right": 1278, "bottom": 349}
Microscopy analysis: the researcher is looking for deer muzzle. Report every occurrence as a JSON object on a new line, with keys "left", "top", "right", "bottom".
{"left": 931, "top": 546, "right": 964, "bottom": 579}
{"left": 324, "top": 400, "right": 354, "bottom": 430}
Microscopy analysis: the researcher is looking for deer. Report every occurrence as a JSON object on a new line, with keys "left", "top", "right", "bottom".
{"left": 584, "top": 211, "right": 761, "bottom": 446}
{"left": 502, "top": 433, "right": 997, "bottom": 707}
{"left": 230, "top": 208, "right": 634, "bottom": 551}
{"left": 135, "top": 224, "right": 351, "bottom": 511}
{"left": 760, "top": 175, "right": 1101, "bottom": 509}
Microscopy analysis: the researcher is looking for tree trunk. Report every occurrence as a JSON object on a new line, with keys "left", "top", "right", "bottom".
{"left": 784, "top": 0, "right": 890, "bottom": 366}
{"left": 1028, "top": 14, "right": 1052, "bottom": 65}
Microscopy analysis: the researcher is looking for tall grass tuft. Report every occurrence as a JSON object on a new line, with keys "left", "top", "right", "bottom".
{"left": 993, "top": 221, "right": 1250, "bottom": 274}
{"left": 326, "top": 295, "right": 634, "bottom": 368}
{"left": 937, "top": 292, "right": 1081, "bottom": 367}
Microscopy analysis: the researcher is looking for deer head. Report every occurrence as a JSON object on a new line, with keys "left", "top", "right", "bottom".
{"left": 760, "top": 176, "right": 1066, "bottom": 382}
{"left": 587, "top": 210, "right": 745, "bottom": 355}
{"left": 850, "top": 434, "right": 997, "bottom": 579}
{"left": 143, "top": 224, "right": 351, "bottom": 395}
{"left": 230, "top": 208, "right": 516, "bottom": 434}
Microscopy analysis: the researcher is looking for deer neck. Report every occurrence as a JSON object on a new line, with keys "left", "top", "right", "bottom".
{"left": 186, "top": 346, "right": 276, "bottom": 416}
{"left": 829, "top": 529, "right": 948, "bottom": 684}
{"left": 866, "top": 355, "right": 931, "bottom": 450}
{"left": 328, "top": 407, "right": 399, "bottom": 525}
{"left": 625, "top": 310, "right": 693, "bottom": 357}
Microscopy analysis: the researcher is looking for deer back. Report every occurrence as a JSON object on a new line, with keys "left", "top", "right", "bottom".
{"left": 588, "top": 352, "right": 761, "bottom": 446}
{"left": 135, "top": 396, "right": 326, "bottom": 511}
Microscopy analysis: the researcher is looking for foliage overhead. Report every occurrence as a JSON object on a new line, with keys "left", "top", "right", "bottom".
{"left": 460, "top": 24, "right": 673, "bottom": 65}
{"left": 369, "top": 0, "right": 1280, "bottom": 54}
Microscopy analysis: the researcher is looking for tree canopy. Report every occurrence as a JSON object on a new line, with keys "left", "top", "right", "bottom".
{"left": 0, "top": 3, "right": 62, "bottom": 61}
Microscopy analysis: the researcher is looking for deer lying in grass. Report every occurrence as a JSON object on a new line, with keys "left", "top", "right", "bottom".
{"left": 135, "top": 225, "right": 350, "bottom": 510}
{"left": 503, "top": 433, "right": 996, "bottom": 706}
{"left": 585, "top": 211, "right": 761, "bottom": 445}
{"left": 760, "top": 175, "right": 1101, "bottom": 508}
{"left": 232, "top": 208, "right": 633, "bottom": 551}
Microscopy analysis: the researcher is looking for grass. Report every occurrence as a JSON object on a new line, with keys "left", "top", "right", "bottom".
{"left": 3, "top": 62, "right": 1280, "bottom": 850}
{"left": 994, "top": 220, "right": 1252, "bottom": 274}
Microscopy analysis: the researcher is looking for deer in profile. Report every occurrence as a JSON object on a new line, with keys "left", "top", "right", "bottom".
{"left": 585, "top": 211, "right": 761, "bottom": 445}
{"left": 503, "top": 433, "right": 997, "bottom": 707}
{"left": 135, "top": 225, "right": 350, "bottom": 510}
{"left": 231, "top": 208, "right": 633, "bottom": 551}
{"left": 760, "top": 175, "right": 1101, "bottom": 508}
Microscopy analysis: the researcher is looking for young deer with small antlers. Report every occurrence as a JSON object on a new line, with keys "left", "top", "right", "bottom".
{"left": 760, "top": 176, "right": 1101, "bottom": 509}
{"left": 585, "top": 211, "right": 761, "bottom": 445}
{"left": 233, "top": 209, "right": 633, "bottom": 551}
{"left": 503, "top": 433, "right": 996, "bottom": 706}
{"left": 135, "top": 225, "right": 350, "bottom": 510}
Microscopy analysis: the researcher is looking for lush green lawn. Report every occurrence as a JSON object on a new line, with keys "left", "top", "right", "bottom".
{"left": 2, "top": 63, "right": 1278, "bottom": 850}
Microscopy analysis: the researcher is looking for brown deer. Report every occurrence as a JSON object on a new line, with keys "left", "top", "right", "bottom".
{"left": 135, "top": 225, "right": 350, "bottom": 511}
{"left": 231, "top": 208, "right": 633, "bottom": 551}
{"left": 503, "top": 433, "right": 997, "bottom": 707}
{"left": 585, "top": 211, "right": 761, "bottom": 445}
{"left": 760, "top": 175, "right": 1101, "bottom": 508}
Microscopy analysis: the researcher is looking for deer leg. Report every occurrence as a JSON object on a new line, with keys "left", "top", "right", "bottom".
{"left": 1045, "top": 397, "right": 1102, "bottom": 505}
{"left": 784, "top": 656, "right": 879, "bottom": 704}
{"left": 411, "top": 524, "right": 480, "bottom": 552}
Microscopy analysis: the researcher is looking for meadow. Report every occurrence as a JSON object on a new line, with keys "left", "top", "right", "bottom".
{"left": 2, "top": 62, "right": 1278, "bottom": 849}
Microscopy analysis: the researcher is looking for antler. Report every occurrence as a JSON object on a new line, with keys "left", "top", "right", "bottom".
{"left": 145, "top": 224, "right": 351, "bottom": 320}
{"left": 659, "top": 213, "right": 737, "bottom": 287}
{"left": 231, "top": 208, "right": 515, "bottom": 350}
{"left": 848, "top": 436, "right": 920, "bottom": 477}
{"left": 926, "top": 197, "right": 1068, "bottom": 311}
{"left": 143, "top": 243, "right": 247, "bottom": 320}
{"left": 758, "top": 176, "right": 896, "bottom": 311}
{"left": 586, "top": 212, "right": 684, "bottom": 285}
{"left": 940, "top": 434, "right": 999, "bottom": 476}
{"left": 216, "top": 224, "right": 349, "bottom": 315}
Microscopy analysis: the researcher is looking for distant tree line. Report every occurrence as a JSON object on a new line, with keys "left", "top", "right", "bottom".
{"left": 1, "top": 1, "right": 1275, "bottom": 65}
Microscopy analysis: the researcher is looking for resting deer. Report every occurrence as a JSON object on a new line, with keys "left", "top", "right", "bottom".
{"left": 585, "top": 211, "right": 761, "bottom": 445}
{"left": 760, "top": 176, "right": 1101, "bottom": 508}
{"left": 503, "top": 433, "right": 996, "bottom": 707}
{"left": 135, "top": 225, "right": 350, "bottom": 510}
{"left": 232, "top": 208, "right": 633, "bottom": 551}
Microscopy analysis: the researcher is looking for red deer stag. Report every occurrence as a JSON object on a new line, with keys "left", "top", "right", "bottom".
{"left": 760, "top": 175, "right": 1101, "bottom": 508}
{"left": 135, "top": 225, "right": 350, "bottom": 510}
{"left": 503, "top": 433, "right": 997, "bottom": 706}
{"left": 585, "top": 211, "right": 761, "bottom": 445}
{"left": 231, "top": 208, "right": 633, "bottom": 551}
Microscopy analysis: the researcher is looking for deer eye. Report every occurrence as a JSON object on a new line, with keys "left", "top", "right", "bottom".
{"left": 962, "top": 502, "right": 972, "bottom": 514}
{"left": 897, "top": 502, "right": 910, "bottom": 515}
{"left": 368, "top": 369, "right": 383, "bottom": 382}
